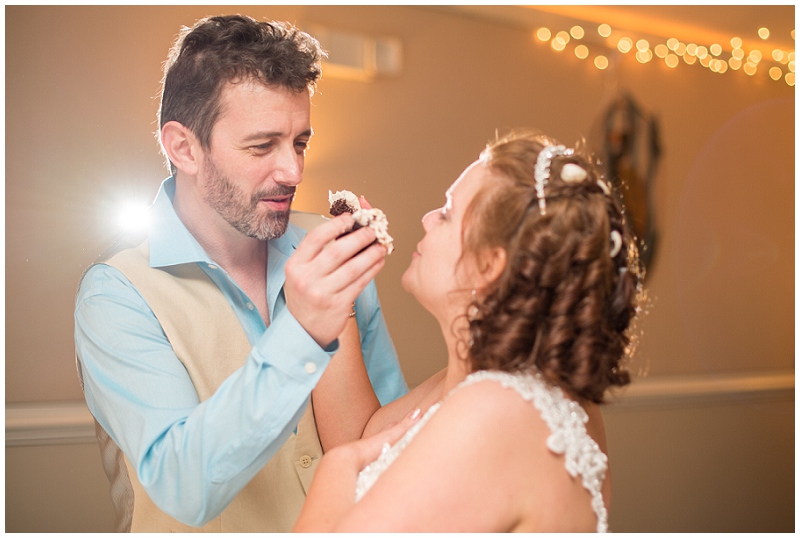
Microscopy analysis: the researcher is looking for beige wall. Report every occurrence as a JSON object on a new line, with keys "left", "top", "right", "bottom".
{"left": 5, "top": 5, "right": 794, "bottom": 532}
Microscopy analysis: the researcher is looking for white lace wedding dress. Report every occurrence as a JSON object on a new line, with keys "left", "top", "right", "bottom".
{"left": 354, "top": 369, "right": 609, "bottom": 533}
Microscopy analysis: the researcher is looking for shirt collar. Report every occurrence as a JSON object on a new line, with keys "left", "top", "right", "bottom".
{"left": 147, "top": 176, "right": 305, "bottom": 268}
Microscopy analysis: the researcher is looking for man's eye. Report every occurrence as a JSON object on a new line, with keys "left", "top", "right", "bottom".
{"left": 295, "top": 140, "right": 309, "bottom": 153}
{"left": 251, "top": 142, "right": 274, "bottom": 152}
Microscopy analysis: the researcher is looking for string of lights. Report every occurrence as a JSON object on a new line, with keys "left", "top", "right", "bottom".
{"left": 535, "top": 23, "right": 796, "bottom": 86}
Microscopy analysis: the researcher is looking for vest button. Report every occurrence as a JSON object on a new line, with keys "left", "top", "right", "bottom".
{"left": 299, "top": 455, "right": 313, "bottom": 468}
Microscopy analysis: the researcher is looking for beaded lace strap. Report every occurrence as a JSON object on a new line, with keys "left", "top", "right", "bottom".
{"left": 354, "top": 402, "right": 441, "bottom": 502}
{"left": 457, "top": 370, "right": 609, "bottom": 533}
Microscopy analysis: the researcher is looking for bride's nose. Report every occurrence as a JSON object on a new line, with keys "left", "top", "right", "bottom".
{"left": 421, "top": 209, "right": 438, "bottom": 232}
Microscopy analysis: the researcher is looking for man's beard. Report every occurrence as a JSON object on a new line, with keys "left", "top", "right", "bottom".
{"left": 201, "top": 156, "right": 295, "bottom": 241}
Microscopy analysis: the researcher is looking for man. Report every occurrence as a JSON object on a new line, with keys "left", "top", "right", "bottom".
{"left": 74, "top": 14, "right": 406, "bottom": 532}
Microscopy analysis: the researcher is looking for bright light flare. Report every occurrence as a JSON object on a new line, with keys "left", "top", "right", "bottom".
{"left": 118, "top": 203, "right": 151, "bottom": 233}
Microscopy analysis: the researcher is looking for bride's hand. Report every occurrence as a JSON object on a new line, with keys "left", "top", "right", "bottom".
{"left": 294, "top": 408, "right": 421, "bottom": 532}
{"left": 349, "top": 408, "right": 422, "bottom": 469}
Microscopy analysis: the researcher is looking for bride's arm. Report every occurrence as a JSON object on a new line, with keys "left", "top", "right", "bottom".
{"left": 311, "top": 317, "right": 379, "bottom": 451}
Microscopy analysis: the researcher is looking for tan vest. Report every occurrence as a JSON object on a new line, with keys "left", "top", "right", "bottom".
{"left": 85, "top": 211, "right": 328, "bottom": 532}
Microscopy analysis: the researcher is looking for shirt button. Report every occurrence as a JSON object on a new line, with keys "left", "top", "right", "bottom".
{"left": 207, "top": 264, "right": 218, "bottom": 270}
{"left": 299, "top": 455, "right": 313, "bottom": 468}
{"left": 304, "top": 362, "right": 317, "bottom": 374}
{"left": 246, "top": 302, "right": 255, "bottom": 310}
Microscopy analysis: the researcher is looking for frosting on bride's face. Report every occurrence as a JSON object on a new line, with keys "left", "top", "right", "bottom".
{"left": 402, "top": 160, "right": 487, "bottom": 321}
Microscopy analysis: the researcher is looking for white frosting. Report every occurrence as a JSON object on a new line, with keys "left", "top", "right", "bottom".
{"left": 328, "top": 190, "right": 362, "bottom": 212}
{"left": 329, "top": 190, "right": 394, "bottom": 254}
{"left": 353, "top": 208, "right": 394, "bottom": 255}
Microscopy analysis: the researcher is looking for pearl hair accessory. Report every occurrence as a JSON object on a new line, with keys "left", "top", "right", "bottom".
{"left": 561, "top": 163, "right": 588, "bottom": 183}
{"left": 609, "top": 230, "right": 622, "bottom": 258}
{"left": 534, "top": 144, "right": 570, "bottom": 215}
{"left": 534, "top": 144, "right": 624, "bottom": 261}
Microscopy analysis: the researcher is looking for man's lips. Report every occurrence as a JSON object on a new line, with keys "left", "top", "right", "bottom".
{"left": 261, "top": 195, "right": 293, "bottom": 209}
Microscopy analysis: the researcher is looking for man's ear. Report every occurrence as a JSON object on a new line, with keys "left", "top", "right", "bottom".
{"left": 161, "top": 121, "right": 202, "bottom": 176}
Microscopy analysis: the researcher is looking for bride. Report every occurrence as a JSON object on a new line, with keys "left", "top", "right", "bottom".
{"left": 294, "top": 129, "right": 642, "bottom": 532}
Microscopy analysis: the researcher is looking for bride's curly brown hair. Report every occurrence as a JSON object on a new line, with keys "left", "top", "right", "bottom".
{"left": 463, "top": 129, "right": 642, "bottom": 403}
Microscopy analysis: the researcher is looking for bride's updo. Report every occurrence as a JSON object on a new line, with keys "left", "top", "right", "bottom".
{"left": 463, "top": 129, "right": 642, "bottom": 403}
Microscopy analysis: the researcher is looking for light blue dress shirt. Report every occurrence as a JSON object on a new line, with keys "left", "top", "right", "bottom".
{"left": 74, "top": 177, "right": 407, "bottom": 526}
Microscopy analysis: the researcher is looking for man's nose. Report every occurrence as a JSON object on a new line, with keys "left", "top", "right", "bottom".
{"left": 273, "top": 145, "right": 303, "bottom": 186}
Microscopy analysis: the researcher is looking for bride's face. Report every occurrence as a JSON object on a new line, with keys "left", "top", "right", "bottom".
{"left": 401, "top": 160, "right": 488, "bottom": 319}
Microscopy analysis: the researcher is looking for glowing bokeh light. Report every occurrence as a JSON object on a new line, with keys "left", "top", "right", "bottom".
{"left": 533, "top": 20, "right": 796, "bottom": 84}
{"left": 536, "top": 27, "right": 551, "bottom": 41}
{"left": 617, "top": 37, "right": 633, "bottom": 53}
{"left": 665, "top": 54, "right": 679, "bottom": 68}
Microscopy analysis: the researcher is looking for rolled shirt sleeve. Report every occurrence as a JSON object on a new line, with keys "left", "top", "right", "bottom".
{"left": 75, "top": 263, "right": 335, "bottom": 526}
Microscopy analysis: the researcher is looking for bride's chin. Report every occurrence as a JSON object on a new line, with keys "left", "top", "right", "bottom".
{"left": 400, "top": 268, "right": 413, "bottom": 294}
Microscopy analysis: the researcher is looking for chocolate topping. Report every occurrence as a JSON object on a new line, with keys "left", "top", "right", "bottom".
{"left": 329, "top": 198, "right": 356, "bottom": 217}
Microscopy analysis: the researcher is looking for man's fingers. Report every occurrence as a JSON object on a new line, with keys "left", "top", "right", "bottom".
{"left": 292, "top": 214, "right": 357, "bottom": 262}
{"left": 328, "top": 242, "right": 386, "bottom": 296}
{"left": 311, "top": 226, "right": 381, "bottom": 278}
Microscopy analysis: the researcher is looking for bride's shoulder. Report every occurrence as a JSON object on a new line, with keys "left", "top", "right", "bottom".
{"left": 434, "top": 371, "right": 554, "bottom": 439}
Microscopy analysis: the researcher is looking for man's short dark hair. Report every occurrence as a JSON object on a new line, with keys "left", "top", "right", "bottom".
{"left": 158, "top": 15, "right": 325, "bottom": 172}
